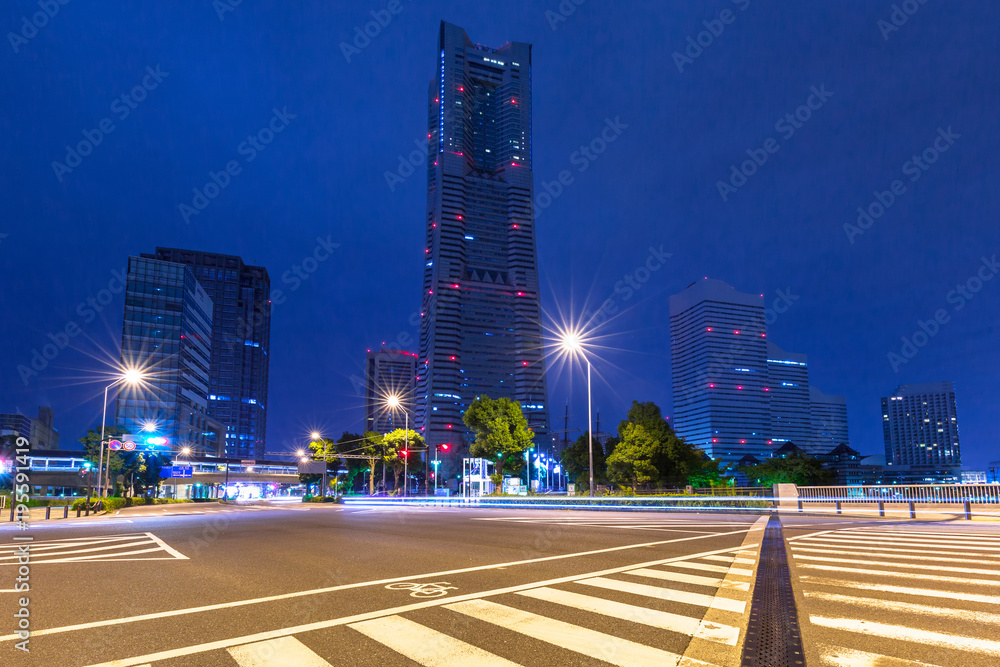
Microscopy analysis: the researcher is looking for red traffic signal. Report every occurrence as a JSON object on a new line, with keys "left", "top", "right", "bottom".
{"left": 440, "top": 444, "right": 450, "bottom": 451}
{"left": 400, "top": 450, "right": 408, "bottom": 457}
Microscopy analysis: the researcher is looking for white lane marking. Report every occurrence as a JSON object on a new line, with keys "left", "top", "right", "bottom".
{"left": 518, "top": 587, "right": 740, "bottom": 645}
{"left": 810, "top": 616, "right": 1000, "bottom": 657}
{"left": 27, "top": 546, "right": 168, "bottom": 564}
{"left": 147, "top": 532, "right": 189, "bottom": 560}
{"left": 803, "top": 591, "right": 1000, "bottom": 625}
{"left": 445, "top": 599, "right": 711, "bottom": 667}
{"left": 8, "top": 527, "right": 754, "bottom": 645}
{"left": 577, "top": 577, "right": 746, "bottom": 613}
{"left": 799, "top": 576, "right": 1000, "bottom": 605}
{"left": 701, "top": 555, "right": 755, "bottom": 565}
{"left": 627, "top": 567, "right": 752, "bottom": 591}
{"left": 0, "top": 534, "right": 151, "bottom": 552}
{"left": 796, "top": 563, "right": 1000, "bottom": 587}
{"left": 227, "top": 636, "right": 332, "bottom": 666}
{"left": 848, "top": 528, "right": 1000, "bottom": 540}
{"left": 797, "top": 535, "right": 1000, "bottom": 551}
{"left": 789, "top": 546, "right": 999, "bottom": 564}
{"left": 349, "top": 615, "right": 521, "bottom": 666}
{"left": 667, "top": 561, "right": 755, "bottom": 577}
{"left": 818, "top": 643, "right": 943, "bottom": 666}
{"left": 0, "top": 538, "right": 155, "bottom": 561}
{"left": 792, "top": 553, "right": 1000, "bottom": 576}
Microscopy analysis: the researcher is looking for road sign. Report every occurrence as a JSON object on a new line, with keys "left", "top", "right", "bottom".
{"left": 108, "top": 440, "right": 122, "bottom": 451}
{"left": 173, "top": 466, "right": 193, "bottom": 478}
{"left": 241, "top": 459, "right": 256, "bottom": 466}
{"left": 123, "top": 441, "right": 136, "bottom": 451}
{"left": 159, "top": 466, "right": 174, "bottom": 478}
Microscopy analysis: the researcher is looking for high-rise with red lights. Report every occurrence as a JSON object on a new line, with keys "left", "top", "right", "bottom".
{"left": 417, "top": 22, "right": 549, "bottom": 486}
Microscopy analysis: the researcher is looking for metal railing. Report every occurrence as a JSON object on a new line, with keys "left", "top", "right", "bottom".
{"left": 797, "top": 484, "right": 1000, "bottom": 503}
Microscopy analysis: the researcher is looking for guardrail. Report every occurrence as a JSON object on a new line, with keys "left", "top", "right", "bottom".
{"left": 797, "top": 484, "right": 1000, "bottom": 503}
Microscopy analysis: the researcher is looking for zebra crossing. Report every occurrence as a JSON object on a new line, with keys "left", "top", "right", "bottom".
{"left": 121, "top": 539, "right": 762, "bottom": 666}
{"left": 789, "top": 525, "right": 1000, "bottom": 666}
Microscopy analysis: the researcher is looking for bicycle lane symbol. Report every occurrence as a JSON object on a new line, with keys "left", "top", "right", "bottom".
{"left": 385, "top": 582, "right": 457, "bottom": 598}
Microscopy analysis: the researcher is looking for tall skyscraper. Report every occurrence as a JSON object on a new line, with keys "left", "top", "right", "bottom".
{"left": 766, "top": 343, "right": 812, "bottom": 451}
{"left": 417, "top": 22, "right": 550, "bottom": 483}
{"left": 670, "top": 279, "right": 770, "bottom": 463}
{"left": 810, "top": 386, "right": 849, "bottom": 451}
{"left": 881, "top": 381, "right": 961, "bottom": 478}
{"left": 143, "top": 248, "right": 271, "bottom": 459}
{"left": 115, "top": 256, "right": 220, "bottom": 455}
{"left": 365, "top": 347, "right": 417, "bottom": 434}
{"left": 670, "top": 278, "right": 849, "bottom": 464}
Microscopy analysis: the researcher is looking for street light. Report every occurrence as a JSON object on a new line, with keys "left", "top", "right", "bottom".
{"left": 385, "top": 394, "right": 411, "bottom": 496}
{"left": 97, "top": 367, "right": 145, "bottom": 498}
{"left": 559, "top": 329, "right": 595, "bottom": 497}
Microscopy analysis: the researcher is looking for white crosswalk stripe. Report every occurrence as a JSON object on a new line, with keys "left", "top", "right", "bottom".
{"left": 793, "top": 526, "right": 1000, "bottom": 665}
{"left": 210, "top": 544, "right": 759, "bottom": 667}
{"left": 0, "top": 532, "right": 187, "bottom": 564}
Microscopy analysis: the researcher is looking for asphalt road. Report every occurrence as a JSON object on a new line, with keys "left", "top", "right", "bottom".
{"left": 1, "top": 503, "right": 998, "bottom": 666}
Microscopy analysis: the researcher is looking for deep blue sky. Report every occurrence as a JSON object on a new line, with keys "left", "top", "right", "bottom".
{"left": 2, "top": 1, "right": 998, "bottom": 469}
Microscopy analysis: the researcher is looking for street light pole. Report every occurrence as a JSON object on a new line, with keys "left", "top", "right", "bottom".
{"left": 403, "top": 411, "right": 408, "bottom": 497}
{"left": 587, "top": 357, "right": 594, "bottom": 497}
{"left": 97, "top": 383, "right": 111, "bottom": 498}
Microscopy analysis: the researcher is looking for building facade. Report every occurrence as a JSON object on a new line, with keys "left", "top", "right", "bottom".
{"left": 810, "top": 386, "right": 849, "bottom": 452}
{"left": 0, "top": 408, "right": 60, "bottom": 450}
{"left": 115, "top": 256, "right": 217, "bottom": 455}
{"left": 670, "top": 278, "right": 849, "bottom": 464}
{"left": 143, "top": 248, "right": 271, "bottom": 459}
{"left": 365, "top": 347, "right": 418, "bottom": 434}
{"left": 670, "top": 279, "right": 770, "bottom": 463}
{"left": 766, "top": 343, "right": 812, "bottom": 451}
{"left": 417, "top": 22, "right": 550, "bottom": 482}
{"left": 881, "top": 381, "right": 961, "bottom": 480}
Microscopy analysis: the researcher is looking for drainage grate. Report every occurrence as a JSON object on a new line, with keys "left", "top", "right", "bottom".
{"left": 741, "top": 515, "right": 805, "bottom": 667}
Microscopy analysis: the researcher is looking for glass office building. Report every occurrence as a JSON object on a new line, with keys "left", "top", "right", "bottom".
{"left": 115, "top": 256, "right": 216, "bottom": 454}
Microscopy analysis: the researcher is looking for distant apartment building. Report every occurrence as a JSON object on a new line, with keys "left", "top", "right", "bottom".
{"left": 143, "top": 248, "right": 271, "bottom": 459}
{"left": 115, "top": 256, "right": 220, "bottom": 456}
{"left": 365, "top": 347, "right": 418, "bottom": 434}
{"left": 0, "top": 407, "right": 59, "bottom": 449}
{"left": 670, "top": 279, "right": 849, "bottom": 464}
{"left": 881, "top": 381, "right": 962, "bottom": 482}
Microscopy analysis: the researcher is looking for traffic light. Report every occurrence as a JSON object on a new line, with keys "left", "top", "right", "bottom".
{"left": 400, "top": 449, "right": 408, "bottom": 458}
{"left": 440, "top": 444, "right": 450, "bottom": 451}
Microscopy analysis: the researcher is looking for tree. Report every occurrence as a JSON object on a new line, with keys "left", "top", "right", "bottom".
{"left": 740, "top": 454, "right": 835, "bottom": 487}
{"left": 79, "top": 425, "right": 133, "bottom": 496}
{"left": 559, "top": 431, "right": 609, "bottom": 490}
{"left": 607, "top": 423, "right": 660, "bottom": 492}
{"left": 360, "top": 431, "right": 385, "bottom": 494}
{"left": 616, "top": 401, "right": 721, "bottom": 487}
{"left": 463, "top": 396, "right": 534, "bottom": 481}
{"left": 382, "top": 429, "right": 424, "bottom": 494}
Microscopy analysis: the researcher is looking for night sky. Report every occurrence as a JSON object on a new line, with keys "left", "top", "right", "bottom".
{"left": 2, "top": 1, "right": 998, "bottom": 469}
